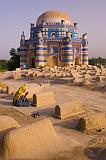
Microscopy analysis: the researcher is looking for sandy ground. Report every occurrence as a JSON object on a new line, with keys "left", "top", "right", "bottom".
{"left": 0, "top": 77, "right": 106, "bottom": 160}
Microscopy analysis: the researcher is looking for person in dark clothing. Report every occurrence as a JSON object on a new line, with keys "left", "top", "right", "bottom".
{"left": 16, "top": 92, "right": 32, "bottom": 107}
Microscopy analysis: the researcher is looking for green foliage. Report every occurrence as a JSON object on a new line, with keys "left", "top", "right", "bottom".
{"left": 89, "top": 57, "right": 106, "bottom": 66}
{"left": 8, "top": 48, "right": 20, "bottom": 71}
{"left": 0, "top": 60, "right": 8, "bottom": 72}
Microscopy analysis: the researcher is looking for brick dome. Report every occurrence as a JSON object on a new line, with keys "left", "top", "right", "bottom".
{"left": 36, "top": 10, "right": 71, "bottom": 26}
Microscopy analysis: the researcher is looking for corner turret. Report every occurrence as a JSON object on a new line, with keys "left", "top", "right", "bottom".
{"left": 20, "top": 31, "right": 25, "bottom": 45}
{"left": 61, "top": 32, "right": 74, "bottom": 66}
{"left": 35, "top": 31, "right": 47, "bottom": 67}
{"left": 73, "top": 22, "right": 79, "bottom": 39}
{"left": 80, "top": 33, "right": 88, "bottom": 65}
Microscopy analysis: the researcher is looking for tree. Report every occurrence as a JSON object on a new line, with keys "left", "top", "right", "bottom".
{"left": 8, "top": 48, "right": 20, "bottom": 71}
{"left": 89, "top": 57, "right": 106, "bottom": 66}
{"left": 0, "top": 59, "right": 8, "bottom": 72}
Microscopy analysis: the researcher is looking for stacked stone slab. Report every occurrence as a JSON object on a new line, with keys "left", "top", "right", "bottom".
{"left": 99, "top": 75, "right": 106, "bottom": 82}
{"left": 1, "top": 65, "right": 106, "bottom": 85}
{"left": 33, "top": 91, "right": 56, "bottom": 107}
{"left": 89, "top": 75, "right": 100, "bottom": 83}
{"left": 74, "top": 73, "right": 85, "bottom": 86}
{"left": 12, "top": 71, "right": 22, "bottom": 80}
{"left": 55, "top": 100, "right": 85, "bottom": 119}
{"left": 0, "top": 82, "right": 8, "bottom": 94}
{"left": 1, "top": 71, "right": 13, "bottom": 79}
{"left": 77, "top": 113, "right": 106, "bottom": 133}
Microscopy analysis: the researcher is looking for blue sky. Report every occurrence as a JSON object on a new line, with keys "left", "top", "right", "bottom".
{"left": 0, "top": 0, "right": 106, "bottom": 59}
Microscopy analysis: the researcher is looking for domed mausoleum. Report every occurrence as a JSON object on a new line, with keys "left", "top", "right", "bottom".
{"left": 19, "top": 10, "right": 88, "bottom": 68}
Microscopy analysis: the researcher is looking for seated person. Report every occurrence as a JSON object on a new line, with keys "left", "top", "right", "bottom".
{"left": 16, "top": 92, "right": 32, "bottom": 107}
{"left": 13, "top": 85, "right": 26, "bottom": 105}
{"left": 13, "top": 85, "right": 32, "bottom": 107}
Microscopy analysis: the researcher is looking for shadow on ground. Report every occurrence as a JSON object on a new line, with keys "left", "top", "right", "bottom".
{"left": 54, "top": 119, "right": 78, "bottom": 130}
{"left": 91, "top": 85, "right": 106, "bottom": 93}
{"left": 85, "top": 147, "right": 106, "bottom": 160}
{"left": 0, "top": 100, "right": 12, "bottom": 106}
{"left": 31, "top": 108, "right": 55, "bottom": 117}
{"left": 54, "top": 146, "right": 88, "bottom": 160}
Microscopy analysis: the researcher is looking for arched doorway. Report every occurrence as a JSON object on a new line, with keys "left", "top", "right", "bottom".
{"left": 50, "top": 56, "right": 58, "bottom": 66}
{"left": 74, "top": 47, "right": 80, "bottom": 65}
{"left": 31, "top": 57, "right": 35, "bottom": 68}
{"left": 51, "top": 32, "right": 56, "bottom": 39}
{"left": 75, "top": 56, "right": 80, "bottom": 65}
